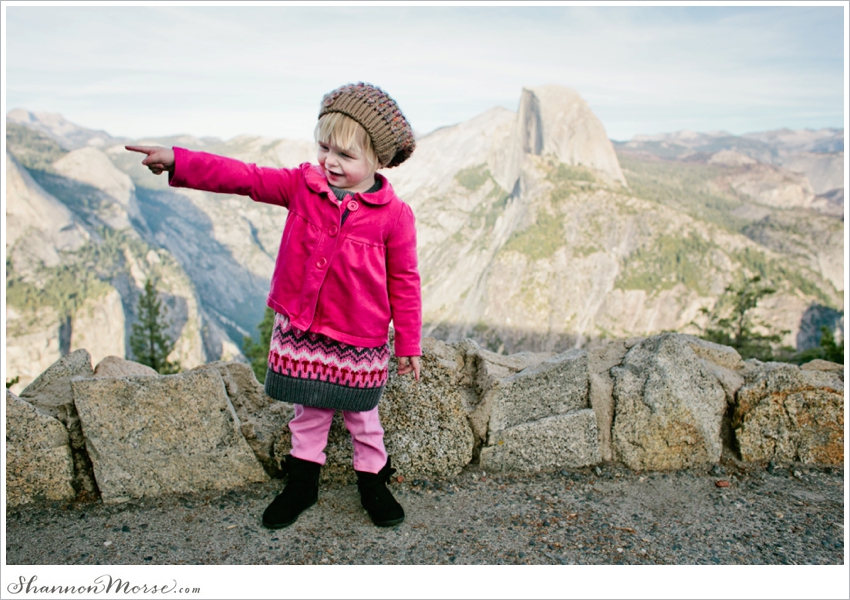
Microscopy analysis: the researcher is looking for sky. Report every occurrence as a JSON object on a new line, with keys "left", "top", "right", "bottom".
{"left": 2, "top": 4, "right": 847, "bottom": 143}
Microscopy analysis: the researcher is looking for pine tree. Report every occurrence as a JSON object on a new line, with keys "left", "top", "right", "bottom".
{"left": 793, "top": 326, "right": 845, "bottom": 365}
{"left": 699, "top": 275, "right": 790, "bottom": 361}
{"left": 817, "top": 326, "right": 844, "bottom": 364}
{"left": 129, "top": 279, "right": 180, "bottom": 374}
{"left": 243, "top": 307, "right": 275, "bottom": 383}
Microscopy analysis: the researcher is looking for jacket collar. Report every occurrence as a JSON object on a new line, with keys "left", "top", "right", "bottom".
{"left": 302, "top": 163, "right": 394, "bottom": 206}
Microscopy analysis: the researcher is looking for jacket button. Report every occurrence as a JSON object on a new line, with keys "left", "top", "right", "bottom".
{"left": 346, "top": 200, "right": 359, "bottom": 212}
{"left": 328, "top": 225, "right": 339, "bottom": 237}
{"left": 316, "top": 257, "right": 328, "bottom": 269}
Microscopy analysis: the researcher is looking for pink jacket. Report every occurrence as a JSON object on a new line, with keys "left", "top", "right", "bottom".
{"left": 169, "top": 147, "right": 422, "bottom": 356}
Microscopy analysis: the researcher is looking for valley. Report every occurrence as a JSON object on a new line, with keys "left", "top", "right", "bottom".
{"left": 4, "top": 89, "right": 844, "bottom": 392}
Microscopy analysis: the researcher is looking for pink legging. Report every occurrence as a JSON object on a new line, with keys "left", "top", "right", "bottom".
{"left": 288, "top": 404, "right": 388, "bottom": 474}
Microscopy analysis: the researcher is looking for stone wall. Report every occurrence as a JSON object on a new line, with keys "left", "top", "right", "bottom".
{"left": 5, "top": 335, "right": 844, "bottom": 506}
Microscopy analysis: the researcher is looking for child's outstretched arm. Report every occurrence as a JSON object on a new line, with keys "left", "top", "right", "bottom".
{"left": 126, "top": 146, "right": 175, "bottom": 175}
{"left": 126, "top": 145, "right": 297, "bottom": 208}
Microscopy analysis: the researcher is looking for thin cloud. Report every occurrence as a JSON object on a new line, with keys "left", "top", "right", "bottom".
{"left": 4, "top": 5, "right": 844, "bottom": 142}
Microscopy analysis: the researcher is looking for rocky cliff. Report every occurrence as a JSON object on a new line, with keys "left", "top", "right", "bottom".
{"left": 389, "top": 89, "right": 842, "bottom": 353}
{"left": 5, "top": 91, "right": 844, "bottom": 390}
{"left": 6, "top": 124, "right": 215, "bottom": 391}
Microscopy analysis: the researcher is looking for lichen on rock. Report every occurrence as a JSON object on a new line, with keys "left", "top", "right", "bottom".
{"left": 6, "top": 390, "right": 75, "bottom": 507}
{"left": 733, "top": 362, "right": 843, "bottom": 465}
{"left": 612, "top": 333, "right": 727, "bottom": 471}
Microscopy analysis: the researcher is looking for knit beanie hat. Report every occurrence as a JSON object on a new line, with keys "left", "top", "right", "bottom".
{"left": 319, "top": 82, "right": 416, "bottom": 168}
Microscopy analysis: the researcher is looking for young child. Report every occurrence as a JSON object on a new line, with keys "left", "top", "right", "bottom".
{"left": 127, "top": 82, "right": 421, "bottom": 529}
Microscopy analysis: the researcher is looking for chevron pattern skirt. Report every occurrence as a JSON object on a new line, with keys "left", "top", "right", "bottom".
{"left": 264, "top": 312, "right": 389, "bottom": 412}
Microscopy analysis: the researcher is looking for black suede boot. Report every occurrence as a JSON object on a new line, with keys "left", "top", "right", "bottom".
{"left": 262, "top": 455, "right": 320, "bottom": 529}
{"left": 355, "top": 457, "right": 405, "bottom": 527}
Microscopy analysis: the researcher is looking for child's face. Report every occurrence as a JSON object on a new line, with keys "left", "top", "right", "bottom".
{"left": 317, "top": 141, "right": 378, "bottom": 193}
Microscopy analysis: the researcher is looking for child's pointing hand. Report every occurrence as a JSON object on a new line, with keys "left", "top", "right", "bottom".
{"left": 126, "top": 145, "right": 175, "bottom": 175}
{"left": 397, "top": 356, "right": 421, "bottom": 381}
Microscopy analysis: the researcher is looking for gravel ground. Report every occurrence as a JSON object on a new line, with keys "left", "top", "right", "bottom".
{"left": 5, "top": 459, "right": 845, "bottom": 567}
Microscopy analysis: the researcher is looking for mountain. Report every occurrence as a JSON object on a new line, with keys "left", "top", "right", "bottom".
{"left": 390, "top": 87, "right": 843, "bottom": 353}
{"left": 5, "top": 91, "right": 844, "bottom": 391}
{"left": 6, "top": 109, "right": 120, "bottom": 150}
{"left": 620, "top": 127, "right": 844, "bottom": 199}
{"left": 5, "top": 120, "right": 240, "bottom": 389}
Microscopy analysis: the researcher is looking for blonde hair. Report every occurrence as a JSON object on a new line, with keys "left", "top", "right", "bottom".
{"left": 314, "top": 113, "right": 381, "bottom": 170}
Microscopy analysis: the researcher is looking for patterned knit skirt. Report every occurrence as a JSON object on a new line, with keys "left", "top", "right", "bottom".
{"left": 264, "top": 312, "right": 389, "bottom": 412}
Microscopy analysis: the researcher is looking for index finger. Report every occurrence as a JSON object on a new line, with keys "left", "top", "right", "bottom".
{"left": 125, "top": 145, "right": 158, "bottom": 155}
